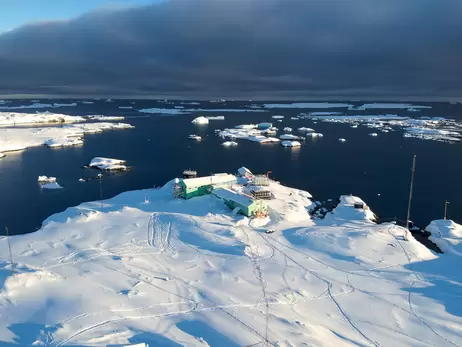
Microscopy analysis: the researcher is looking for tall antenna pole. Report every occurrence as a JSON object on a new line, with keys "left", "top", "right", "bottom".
{"left": 406, "top": 155, "right": 416, "bottom": 229}
{"left": 444, "top": 201, "right": 450, "bottom": 220}
{"left": 98, "top": 174, "right": 104, "bottom": 211}
{"left": 5, "top": 226, "right": 15, "bottom": 274}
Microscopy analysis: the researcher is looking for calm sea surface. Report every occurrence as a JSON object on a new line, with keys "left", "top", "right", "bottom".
{"left": 1, "top": 100, "right": 461, "bottom": 235}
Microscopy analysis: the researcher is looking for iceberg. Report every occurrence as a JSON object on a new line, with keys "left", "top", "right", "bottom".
{"left": 297, "top": 127, "right": 315, "bottom": 132}
{"left": 192, "top": 116, "right": 209, "bottom": 125}
{"left": 38, "top": 176, "right": 57, "bottom": 183}
{"left": 222, "top": 141, "right": 238, "bottom": 147}
{"left": 279, "top": 134, "right": 300, "bottom": 140}
{"left": 188, "top": 134, "right": 202, "bottom": 141}
{"left": 88, "top": 157, "right": 127, "bottom": 171}
{"left": 281, "top": 140, "right": 301, "bottom": 147}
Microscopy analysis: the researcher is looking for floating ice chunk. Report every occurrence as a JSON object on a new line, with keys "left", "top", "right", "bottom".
{"left": 192, "top": 116, "right": 209, "bottom": 125}
{"left": 78, "top": 178, "right": 86, "bottom": 182}
{"left": 280, "top": 134, "right": 300, "bottom": 140}
{"left": 351, "top": 103, "right": 431, "bottom": 110}
{"left": 281, "top": 140, "right": 301, "bottom": 147}
{"left": 407, "top": 108, "right": 420, "bottom": 112}
{"left": 338, "top": 138, "right": 347, "bottom": 142}
{"left": 298, "top": 127, "right": 314, "bottom": 132}
{"left": 283, "top": 127, "right": 292, "bottom": 132}
{"left": 188, "top": 135, "right": 202, "bottom": 141}
{"left": 369, "top": 133, "right": 378, "bottom": 137}
{"left": 222, "top": 141, "right": 238, "bottom": 147}
{"left": 118, "top": 106, "right": 133, "bottom": 109}
{"left": 81, "top": 101, "right": 94, "bottom": 104}
{"left": 38, "top": 176, "right": 57, "bottom": 183}
{"left": 350, "top": 125, "right": 358, "bottom": 128}
{"left": 290, "top": 117, "right": 299, "bottom": 120}
{"left": 42, "top": 182, "right": 62, "bottom": 189}
{"left": 0, "top": 152, "right": 4, "bottom": 158}
{"left": 53, "top": 103, "right": 77, "bottom": 107}
{"left": 306, "top": 132, "right": 323, "bottom": 137}
{"left": 89, "top": 157, "right": 127, "bottom": 171}
{"left": 272, "top": 115, "right": 284, "bottom": 119}
{"left": 44, "top": 137, "right": 84, "bottom": 148}
{"left": 404, "top": 127, "right": 461, "bottom": 142}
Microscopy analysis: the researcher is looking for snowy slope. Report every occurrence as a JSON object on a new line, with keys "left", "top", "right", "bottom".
{"left": 427, "top": 220, "right": 462, "bottom": 256}
{"left": 1, "top": 179, "right": 461, "bottom": 346}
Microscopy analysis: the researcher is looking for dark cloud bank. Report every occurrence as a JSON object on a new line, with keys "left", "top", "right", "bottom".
{"left": 0, "top": 0, "right": 461, "bottom": 99}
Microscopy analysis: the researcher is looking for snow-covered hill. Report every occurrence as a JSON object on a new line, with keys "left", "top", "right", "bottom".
{"left": 1, "top": 179, "right": 461, "bottom": 346}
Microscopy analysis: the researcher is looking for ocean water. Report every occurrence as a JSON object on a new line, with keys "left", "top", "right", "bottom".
{"left": 0, "top": 100, "right": 461, "bottom": 235}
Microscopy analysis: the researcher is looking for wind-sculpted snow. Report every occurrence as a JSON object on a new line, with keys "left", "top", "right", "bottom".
{"left": 1, "top": 177, "right": 460, "bottom": 346}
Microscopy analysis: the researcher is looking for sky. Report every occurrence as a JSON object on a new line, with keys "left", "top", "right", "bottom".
{"left": 0, "top": 0, "right": 157, "bottom": 32}
{"left": 0, "top": 0, "right": 461, "bottom": 99}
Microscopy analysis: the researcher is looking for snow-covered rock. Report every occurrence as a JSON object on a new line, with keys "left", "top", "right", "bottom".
{"left": 88, "top": 157, "right": 127, "bottom": 171}
{"left": 38, "top": 176, "right": 57, "bottom": 183}
{"left": 192, "top": 116, "right": 210, "bottom": 125}
{"left": 427, "top": 220, "right": 462, "bottom": 256}
{"left": 0, "top": 170, "right": 458, "bottom": 347}
{"left": 281, "top": 140, "right": 301, "bottom": 147}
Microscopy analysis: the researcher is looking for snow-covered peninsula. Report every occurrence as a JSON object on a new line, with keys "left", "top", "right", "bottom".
{"left": 0, "top": 170, "right": 460, "bottom": 346}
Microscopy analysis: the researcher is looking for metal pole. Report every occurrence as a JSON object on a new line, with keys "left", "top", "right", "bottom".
{"left": 5, "top": 226, "right": 14, "bottom": 274}
{"left": 98, "top": 174, "right": 104, "bottom": 210}
{"left": 406, "top": 155, "right": 416, "bottom": 229}
{"left": 444, "top": 201, "right": 450, "bottom": 220}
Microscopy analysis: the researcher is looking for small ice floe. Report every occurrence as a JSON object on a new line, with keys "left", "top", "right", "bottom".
{"left": 272, "top": 115, "right": 284, "bottom": 119}
{"left": 38, "top": 176, "right": 57, "bottom": 183}
{"left": 78, "top": 178, "right": 86, "bottom": 182}
{"left": 235, "top": 124, "right": 258, "bottom": 129}
{"left": 188, "top": 134, "right": 202, "bottom": 141}
{"left": 306, "top": 132, "right": 323, "bottom": 138}
{"left": 0, "top": 152, "right": 5, "bottom": 158}
{"left": 290, "top": 117, "right": 299, "bottom": 120}
{"left": 81, "top": 101, "right": 94, "bottom": 104}
{"left": 44, "top": 137, "right": 84, "bottom": 148}
{"left": 88, "top": 157, "right": 127, "bottom": 171}
{"left": 192, "top": 116, "right": 209, "bottom": 125}
{"left": 369, "top": 133, "right": 378, "bottom": 137}
{"left": 283, "top": 127, "right": 292, "bottom": 132}
{"left": 261, "top": 128, "right": 277, "bottom": 136}
{"left": 279, "top": 134, "right": 300, "bottom": 140}
{"left": 298, "top": 127, "right": 315, "bottom": 133}
{"left": 407, "top": 108, "right": 420, "bottom": 112}
{"left": 105, "top": 99, "right": 113, "bottom": 102}
{"left": 118, "top": 106, "right": 133, "bottom": 109}
{"left": 222, "top": 141, "right": 238, "bottom": 147}
{"left": 41, "top": 182, "right": 62, "bottom": 189}
{"left": 248, "top": 135, "right": 280, "bottom": 143}
{"left": 338, "top": 138, "right": 347, "bottom": 142}
{"left": 350, "top": 124, "right": 358, "bottom": 128}
{"left": 281, "top": 141, "right": 301, "bottom": 147}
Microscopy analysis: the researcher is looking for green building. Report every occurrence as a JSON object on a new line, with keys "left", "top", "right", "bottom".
{"left": 178, "top": 174, "right": 236, "bottom": 199}
{"left": 213, "top": 188, "right": 268, "bottom": 217}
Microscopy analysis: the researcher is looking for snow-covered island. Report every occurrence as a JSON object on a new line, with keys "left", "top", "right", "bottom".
{"left": 88, "top": 157, "right": 128, "bottom": 171}
{"left": 1, "top": 169, "right": 461, "bottom": 346}
{"left": 0, "top": 112, "right": 134, "bottom": 154}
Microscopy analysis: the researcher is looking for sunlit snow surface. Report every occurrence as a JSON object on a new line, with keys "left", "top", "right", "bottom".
{"left": 1, "top": 178, "right": 461, "bottom": 346}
